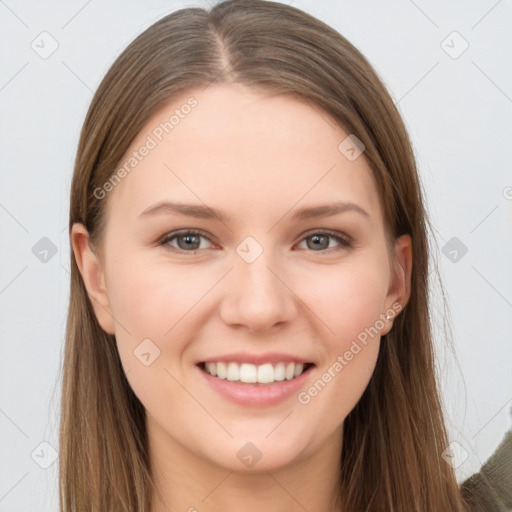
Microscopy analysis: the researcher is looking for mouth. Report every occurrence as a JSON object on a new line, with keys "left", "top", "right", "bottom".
{"left": 197, "top": 361, "right": 315, "bottom": 386}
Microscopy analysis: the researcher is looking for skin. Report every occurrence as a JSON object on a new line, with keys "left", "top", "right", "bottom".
{"left": 72, "top": 83, "right": 412, "bottom": 512}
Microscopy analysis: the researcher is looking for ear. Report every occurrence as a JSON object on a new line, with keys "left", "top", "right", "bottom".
{"left": 70, "top": 223, "right": 116, "bottom": 335}
{"left": 381, "top": 233, "right": 412, "bottom": 335}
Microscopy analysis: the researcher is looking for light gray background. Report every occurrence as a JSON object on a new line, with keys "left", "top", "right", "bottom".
{"left": 1, "top": 0, "right": 511, "bottom": 510}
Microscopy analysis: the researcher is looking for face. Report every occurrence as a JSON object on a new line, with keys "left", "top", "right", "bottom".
{"left": 73, "top": 83, "right": 411, "bottom": 474}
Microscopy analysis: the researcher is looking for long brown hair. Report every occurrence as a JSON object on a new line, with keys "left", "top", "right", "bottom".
{"left": 61, "top": 1, "right": 467, "bottom": 510}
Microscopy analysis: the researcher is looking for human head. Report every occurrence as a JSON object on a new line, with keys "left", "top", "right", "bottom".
{"left": 61, "top": 1, "right": 465, "bottom": 511}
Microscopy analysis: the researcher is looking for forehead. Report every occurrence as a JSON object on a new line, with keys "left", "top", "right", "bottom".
{"left": 106, "top": 83, "right": 382, "bottom": 226}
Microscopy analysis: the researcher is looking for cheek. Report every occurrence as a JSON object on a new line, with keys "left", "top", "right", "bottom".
{"left": 302, "top": 341, "right": 380, "bottom": 435}
{"left": 293, "top": 255, "right": 386, "bottom": 415}
{"left": 107, "top": 254, "right": 209, "bottom": 337}
{"left": 105, "top": 257, "right": 208, "bottom": 413}
{"left": 299, "top": 254, "right": 389, "bottom": 345}
{"left": 104, "top": 256, "right": 200, "bottom": 382}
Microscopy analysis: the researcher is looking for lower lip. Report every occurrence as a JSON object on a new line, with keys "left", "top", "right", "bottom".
{"left": 197, "top": 364, "right": 315, "bottom": 407}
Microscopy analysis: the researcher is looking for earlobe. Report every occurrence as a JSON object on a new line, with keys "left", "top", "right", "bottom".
{"left": 70, "top": 223, "right": 116, "bottom": 335}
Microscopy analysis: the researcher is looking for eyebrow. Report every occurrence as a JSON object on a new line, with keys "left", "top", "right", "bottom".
{"left": 138, "top": 200, "right": 371, "bottom": 223}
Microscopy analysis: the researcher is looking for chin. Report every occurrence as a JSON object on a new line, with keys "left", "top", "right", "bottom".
{"left": 200, "top": 435, "right": 309, "bottom": 474}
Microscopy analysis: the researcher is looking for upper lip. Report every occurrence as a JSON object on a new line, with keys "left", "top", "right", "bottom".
{"left": 198, "top": 352, "right": 315, "bottom": 365}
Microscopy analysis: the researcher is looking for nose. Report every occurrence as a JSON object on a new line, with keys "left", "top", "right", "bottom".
{"left": 219, "top": 248, "right": 298, "bottom": 333}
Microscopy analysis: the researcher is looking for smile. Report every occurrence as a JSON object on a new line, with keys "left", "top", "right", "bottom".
{"left": 198, "top": 361, "right": 315, "bottom": 385}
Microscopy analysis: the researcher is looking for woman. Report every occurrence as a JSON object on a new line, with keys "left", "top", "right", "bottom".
{"left": 61, "top": 0, "right": 469, "bottom": 510}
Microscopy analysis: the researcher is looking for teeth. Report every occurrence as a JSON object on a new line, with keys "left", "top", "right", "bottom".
{"left": 205, "top": 362, "right": 217, "bottom": 376}
{"left": 226, "top": 362, "right": 239, "bottom": 381}
{"left": 216, "top": 362, "right": 227, "bottom": 379}
{"left": 257, "top": 363, "right": 274, "bottom": 384}
{"left": 240, "top": 363, "right": 257, "bottom": 383}
{"left": 274, "top": 362, "right": 285, "bottom": 381}
{"left": 202, "top": 361, "right": 309, "bottom": 383}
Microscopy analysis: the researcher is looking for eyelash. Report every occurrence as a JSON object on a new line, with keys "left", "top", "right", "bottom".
{"left": 158, "top": 229, "right": 353, "bottom": 254}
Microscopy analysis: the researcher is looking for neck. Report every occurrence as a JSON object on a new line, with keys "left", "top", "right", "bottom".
{"left": 147, "top": 420, "right": 344, "bottom": 512}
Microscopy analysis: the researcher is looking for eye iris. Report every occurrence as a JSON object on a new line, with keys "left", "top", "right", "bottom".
{"left": 178, "top": 234, "right": 200, "bottom": 250}
{"left": 166, "top": 231, "right": 346, "bottom": 253}
{"left": 308, "top": 234, "right": 330, "bottom": 251}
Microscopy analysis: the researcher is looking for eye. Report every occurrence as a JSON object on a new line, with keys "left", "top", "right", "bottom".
{"left": 159, "top": 229, "right": 352, "bottom": 254}
{"left": 296, "top": 230, "right": 352, "bottom": 252}
{"left": 160, "top": 229, "right": 214, "bottom": 252}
